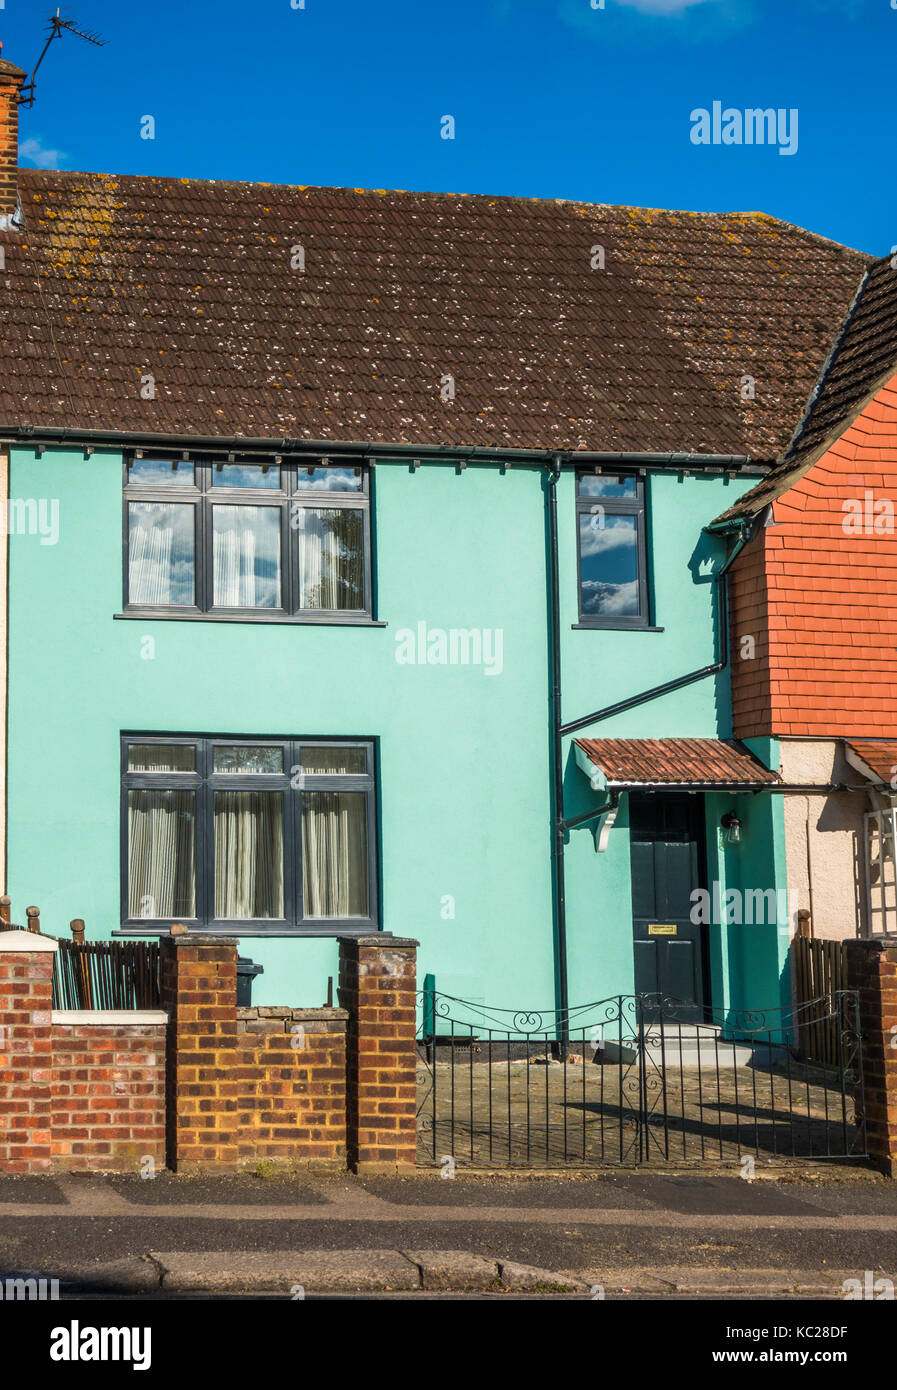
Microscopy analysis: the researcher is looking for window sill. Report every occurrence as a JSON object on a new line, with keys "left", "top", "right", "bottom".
{"left": 114, "top": 924, "right": 379, "bottom": 938}
{"left": 115, "top": 611, "right": 387, "bottom": 627}
{"left": 572, "top": 622, "right": 665, "bottom": 632}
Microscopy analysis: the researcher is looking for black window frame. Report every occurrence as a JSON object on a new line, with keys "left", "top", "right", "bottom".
{"left": 119, "top": 733, "right": 379, "bottom": 936}
{"left": 575, "top": 468, "right": 651, "bottom": 629}
{"left": 122, "top": 455, "right": 374, "bottom": 623}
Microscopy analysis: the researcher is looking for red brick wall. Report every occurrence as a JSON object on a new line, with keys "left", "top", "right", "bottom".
{"left": 50, "top": 1020, "right": 166, "bottom": 1173}
{"left": 1, "top": 931, "right": 414, "bottom": 1175}
{"left": 339, "top": 935, "right": 418, "bottom": 1174}
{"left": 235, "top": 1008, "right": 346, "bottom": 1167}
{"left": 846, "top": 938, "right": 897, "bottom": 1175}
{"left": 160, "top": 936, "right": 238, "bottom": 1169}
{"left": 730, "top": 372, "right": 897, "bottom": 737}
{"left": 162, "top": 936, "right": 351, "bottom": 1172}
{"left": 0, "top": 944, "right": 54, "bottom": 1173}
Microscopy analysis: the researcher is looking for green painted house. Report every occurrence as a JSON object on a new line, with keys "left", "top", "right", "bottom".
{"left": 0, "top": 149, "right": 871, "bottom": 1015}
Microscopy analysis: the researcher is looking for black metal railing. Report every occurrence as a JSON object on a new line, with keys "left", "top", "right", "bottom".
{"left": 52, "top": 938, "right": 161, "bottom": 1010}
{"left": 415, "top": 990, "right": 866, "bottom": 1168}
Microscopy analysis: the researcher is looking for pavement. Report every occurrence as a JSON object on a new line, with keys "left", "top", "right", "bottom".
{"left": 2, "top": 1164, "right": 897, "bottom": 1299}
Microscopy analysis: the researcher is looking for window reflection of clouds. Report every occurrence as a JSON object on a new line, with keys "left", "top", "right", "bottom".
{"left": 128, "top": 458, "right": 195, "bottom": 487}
{"left": 128, "top": 501, "right": 195, "bottom": 606}
{"left": 581, "top": 578, "right": 640, "bottom": 617}
{"left": 577, "top": 475, "right": 637, "bottom": 499}
{"left": 579, "top": 514, "right": 637, "bottom": 558}
{"left": 296, "top": 468, "right": 362, "bottom": 492}
{"left": 210, "top": 465, "right": 281, "bottom": 489}
{"left": 213, "top": 505, "right": 281, "bottom": 608}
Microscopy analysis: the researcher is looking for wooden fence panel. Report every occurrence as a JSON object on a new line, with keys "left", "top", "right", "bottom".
{"left": 793, "top": 934, "right": 847, "bottom": 1064}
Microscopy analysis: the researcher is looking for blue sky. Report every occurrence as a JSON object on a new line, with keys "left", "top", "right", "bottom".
{"left": 3, "top": 0, "right": 892, "bottom": 254}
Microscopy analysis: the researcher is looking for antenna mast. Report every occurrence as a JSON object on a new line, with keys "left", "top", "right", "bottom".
{"left": 18, "top": 8, "right": 106, "bottom": 108}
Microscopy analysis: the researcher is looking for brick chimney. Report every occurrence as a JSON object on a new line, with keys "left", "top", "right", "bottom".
{"left": 0, "top": 52, "right": 26, "bottom": 228}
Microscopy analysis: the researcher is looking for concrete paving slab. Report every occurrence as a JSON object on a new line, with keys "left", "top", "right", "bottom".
{"left": 569, "top": 1267, "right": 849, "bottom": 1296}
{"left": 665, "top": 1267, "right": 845, "bottom": 1295}
{"left": 361, "top": 1175, "right": 658, "bottom": 1208}
{"left": 498, "top": 1260, "right": 589, "bottom": 1292}
{"left": 108, "top": 1176, "right": 330, "bottom": 1206}
{"left": 63, "top": 1257, "right": 163, "bottom": 1293}
{"left": 630, "top": 1175, "right": 826, "bottom": 1216}
{"left": 401, "top": 1249, "right": 499, "bottom": 1290}
{"left": 152, "top": 1248, "right": 419, "bottom": 1292}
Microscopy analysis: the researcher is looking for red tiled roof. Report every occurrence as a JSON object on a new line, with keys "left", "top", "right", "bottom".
{"left": 0, "top": 172, "right": 869, "bottom": 454}
{"left": 726, "top": 377, "right": 897, "bottom": 740}
{"left": 714, "top": 250, "right": 897, "bottom": 525}
{"left": 574, "top": 736, "right": 779, "bottom": 787}
{"left": 845, "top": 740, "right": 897, "bottom": 785}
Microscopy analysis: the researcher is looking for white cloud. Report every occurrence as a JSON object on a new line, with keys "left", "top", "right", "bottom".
{"left": 18, "top": 137, "right": 66, "bottom": 171}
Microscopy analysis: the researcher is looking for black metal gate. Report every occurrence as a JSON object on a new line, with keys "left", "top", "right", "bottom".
{"left": 415, "top": 991, "right": 867, "bottom": 1167}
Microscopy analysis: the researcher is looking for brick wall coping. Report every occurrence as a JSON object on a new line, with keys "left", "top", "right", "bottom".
{"left": 163, "top": 933, "right": 236, "bottom": 945}
{"left": 339, "top": 933, "right": 420, "bottom": 949}
{"left": 0, "top": 929, "right": 58, "bottom": 952}
{"left": 51, "top": 1010, "right": 168, "bottom": 1025}
{"left": 236, "top": 1006, "right": 348, "bottom": 1021}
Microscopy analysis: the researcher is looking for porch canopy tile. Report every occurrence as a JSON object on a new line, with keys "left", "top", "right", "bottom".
{"left": 573, "top": 736, "right": 780, "bottom": 790}
{"left": 845, "top": 739, "right": 897, "bottom": 786}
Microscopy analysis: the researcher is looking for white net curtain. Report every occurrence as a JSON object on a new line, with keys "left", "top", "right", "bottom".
{"left": 214, "top": 791, "right": 284, "bottom": 918}
{"left": 295, "top": 508, "right": 364, "bottom": 609}
{"left": 128, "top": 790, "right": 196, "bottom": 919}
{"left": 128, "top": 743, "right": 370, "bottom": 923}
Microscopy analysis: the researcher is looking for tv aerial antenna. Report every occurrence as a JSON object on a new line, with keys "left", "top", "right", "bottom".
{"left": 17, "top": 9, "right": 106, "bottom": 108}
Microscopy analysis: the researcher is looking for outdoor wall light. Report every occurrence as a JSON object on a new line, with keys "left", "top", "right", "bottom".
{"left": 721, "top": 812, "right": 742, "bottom": 845}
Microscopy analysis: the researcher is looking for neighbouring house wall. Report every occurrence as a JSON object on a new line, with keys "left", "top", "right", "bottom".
{"left": 5, "top": 447, "right": 759, "bottom": 1012}
{"left": 729, "top": 370, "right": 897, "bottom": 738}
{"left": 778, "top": 739, "right": 867, "bottom": 941}
{"left": 51, "top": 1013, "right": 167, "bottom": 1172}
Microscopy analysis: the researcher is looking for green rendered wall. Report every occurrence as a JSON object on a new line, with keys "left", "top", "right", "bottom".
{"left": 8, "top": 447, "right": 780, "bottom": 1012}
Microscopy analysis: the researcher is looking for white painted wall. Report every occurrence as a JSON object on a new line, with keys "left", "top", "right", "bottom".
{"left": 779, "top": 739, "right": 870, "bottom": 940}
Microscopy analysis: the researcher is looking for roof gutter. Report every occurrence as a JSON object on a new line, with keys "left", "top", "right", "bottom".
{"left": 0, "top": 424, "right": 758, "bottom": 472}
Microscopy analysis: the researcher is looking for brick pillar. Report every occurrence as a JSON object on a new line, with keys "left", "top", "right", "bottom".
{"left": 846, "top": 936, "right": 897, "bottom": 1176}
{"left": 160, "top": 934, "right": 238, "bottom": 1172}
{"left": 0, "top": 930, "right": 58, "bottom": 1173}
{"left": 338, "top": 933, "right": 418, "bottom": 1174}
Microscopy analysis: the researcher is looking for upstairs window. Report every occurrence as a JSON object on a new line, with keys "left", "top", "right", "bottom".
{"left": 576, "top": 470, "right": 649, "bottom": 627}
{"left": 124, "top": 456, "right": 372, "bottom": 620}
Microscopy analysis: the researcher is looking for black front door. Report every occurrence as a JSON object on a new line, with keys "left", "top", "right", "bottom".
{"left": 630, "top": 793, "right": 708, "bottom": 1019}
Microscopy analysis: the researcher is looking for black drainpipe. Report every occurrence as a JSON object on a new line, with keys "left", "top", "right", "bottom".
{"left": 545, "top": 456, "right": 570, "bottom": 1049}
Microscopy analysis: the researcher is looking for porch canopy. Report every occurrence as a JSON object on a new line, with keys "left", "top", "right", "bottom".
{"left": 844, "top": 740, "right": 897, "bottom": 787}
{"left": 573, "top": 736, "right": 780, "bottom": 792}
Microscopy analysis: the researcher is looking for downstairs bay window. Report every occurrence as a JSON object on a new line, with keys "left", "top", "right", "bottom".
{"left": 121, "top": 736, "right": 378, "bottom": 934}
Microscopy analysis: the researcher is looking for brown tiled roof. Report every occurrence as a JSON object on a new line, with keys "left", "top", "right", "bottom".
{"left": 0, "top": 172, "right": 869, "bottom": 453}
{"left": 574, "top": 736, "right": 779, "bottom": 787}
{"left": 713, "top": 252, "right": 897, "bottom": 525}
{"left": 845, "top": 740, "right": 897, "bottom": 785}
